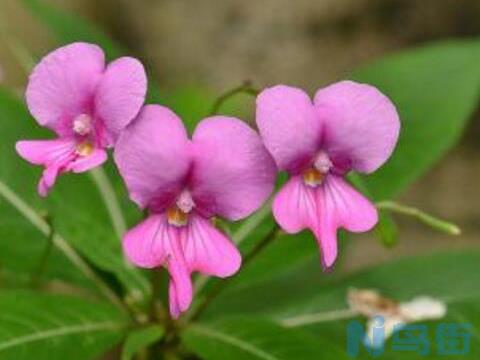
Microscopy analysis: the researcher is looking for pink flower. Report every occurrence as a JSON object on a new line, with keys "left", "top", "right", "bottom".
{"left": 256, "top": 81, "right": 400, "bottom": 269}
{"left": 114, "top": 105, "right": 276, "bottom": 317}
{"left": 16, "top": 42, "right": 147, "bottom": 196}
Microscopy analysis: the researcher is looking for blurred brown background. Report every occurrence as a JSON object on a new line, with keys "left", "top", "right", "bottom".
{"left": 0, "top": 0, "right": 479, "bottom": 270}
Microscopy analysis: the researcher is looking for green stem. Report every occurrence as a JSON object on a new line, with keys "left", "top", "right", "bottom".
{"left": 0, "top": 180, "right": 127, "bottom": 312}
{"left": 186, "top": 225, "right": 280, "bottom": 322}
{"left": 376, "top": 200, "right": 461, "bottom": 236}
{"left": 89, "top": 167, "right": 128, "bottom": 240}
{"left": 209, "top": 81, "right": 259, "bottom": 115}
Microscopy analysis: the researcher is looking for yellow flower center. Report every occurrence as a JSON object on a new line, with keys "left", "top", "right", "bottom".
{"left": 75, "top": 141, "right": 94, "bottom": 157}
{"left": 302, "top": 168, "right": 324, "bottom": 187}
{"left": 167, "top": 206, "right": 189, "bottom": 227}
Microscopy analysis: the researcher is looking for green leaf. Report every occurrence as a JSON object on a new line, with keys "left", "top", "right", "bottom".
{"left": 45, "top": 167, "right": 152, "bottom": 303}
{"left": 232, "top": 230, "right": 318, "bottom": 291}
{"left": 353, "top": 39, "right": 480, "bottom": 199}
{"left": 182, "top": 317, "right": 349, "bottom": 360}
{"left": 271, "top": 249, "right": 480, "bottom": 360}
{"left": 22, "top": 0, "right": 125, "bottom": 59}
{"left": 273, "top": 249, "right": 480, "bottom": 325}
{"left": 0, "top": 194, "right": 93, "bottom": 290}
{"left": 200, "top": 251, "right": 480, "bottom": 359}
{"left": 122, "top": 325, "right": 164, "bottom": 360}
{"left": 0, "top": 291, "right": 129, "bottom": 360}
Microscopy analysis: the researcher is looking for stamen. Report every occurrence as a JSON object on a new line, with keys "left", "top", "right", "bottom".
{"left": 167, "top": 206, "right": 189, "bottom": 227}
{"left": 73, "top": 114, "right": 92, "bottom": 136}
{"left": 303, "top": 168, "right": 324, "bottom": 187}
{"left": 75, "top": 141, "right": 94, "bottom": 157}
{"left": 176, "top": 190, "right": 195, "bottom": 214}
{"left": 314, "top": 150, "right": 332, "bottom": 173}
{"left": 302, "top": 151, "right": 332, "bottom": 187}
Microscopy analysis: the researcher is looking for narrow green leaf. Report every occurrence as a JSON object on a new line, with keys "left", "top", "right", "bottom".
{"left": 122, "top": 325, "right": 164, "bottom": 360}
{"left": 0, "top": 291, "right": 130, "bottom": 360}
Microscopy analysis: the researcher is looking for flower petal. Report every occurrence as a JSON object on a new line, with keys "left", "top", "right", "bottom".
{"left": 123, "top": 214, "right": 167, "bottom": 268}
{"left": 38, "top": 166, "right": 60, "bottom": 197}
{"left": 315, "top": 175, "right": 378, "bottom": 268}
{"left": 122, "top": 214, "right": 193, "bottom": 317}
{"left": 167, "top": 252, "right": 193, "bottom": 318}
{"left": 16, "top": 139, "right": 76, "bottom": 197}
{"left": 16, "top": 139, "right": 75, "bottom": 165}
{"left": 256, "top": 85, "right": 322, "bottom": 174}
{"left": 114, "top": 105, "right": 191, "bottom": 210}
{"left": 67, "top": 148, "right": 107, "bottom": 173}
{"left": 94, "top": 57, "right": 147, "bottom": 142}
{"left": 191, "top": 116, "right": 276, "bottom": 221}
{"left": 26, "top": 43, "right": 105, "bottom": 134}
{"left": 272, "top": 176, "right": 317, "bottom": 234}
{"left": 314, "top": 81, "right": 400, "bottom": 174}
{"left": 182, "top": 214, "right": 241, "bottom": 277}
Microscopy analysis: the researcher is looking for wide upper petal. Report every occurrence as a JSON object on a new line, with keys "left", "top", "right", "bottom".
{"left": 191, "top": 116, "right": 276, "bottom": 221}
{"left": 315, "top": 175, "right": 378, "bottom": 269}
{"left": 94, "top": 57, "right": 147, "bottom": 142}
{"left": 256, "top": 85, "right": 322, "bottom": 174}
{"left": 182, "top": 214, "right": 241, "bottom": 277}
{"left": 26, "top": 42, "right": 105, "bottom": 134}
{"left": 314, "top": 81, "right": 400, "bottom": 174}
{"left": 114, "top": 105, "right": 191, "bottom": 210}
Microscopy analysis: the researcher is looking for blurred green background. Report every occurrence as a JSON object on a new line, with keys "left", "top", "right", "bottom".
{"left": 1, "top": 0, "right": 478, "bottom": 272}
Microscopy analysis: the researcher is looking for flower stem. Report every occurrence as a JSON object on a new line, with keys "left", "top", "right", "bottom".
{"left": 187, "top": 225, "right": 280, "bottom": 322}
{"left": 376, "top": 200, "right": 461, "bottom": 236}
{"left": 209, "top": 81, "right": 259, "bottom": 115}
{"left": 0, "top": 180, "right": 127, "bottom": 312}
{"left": 89, "top": 167, "right": 127, "bottom": 241}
